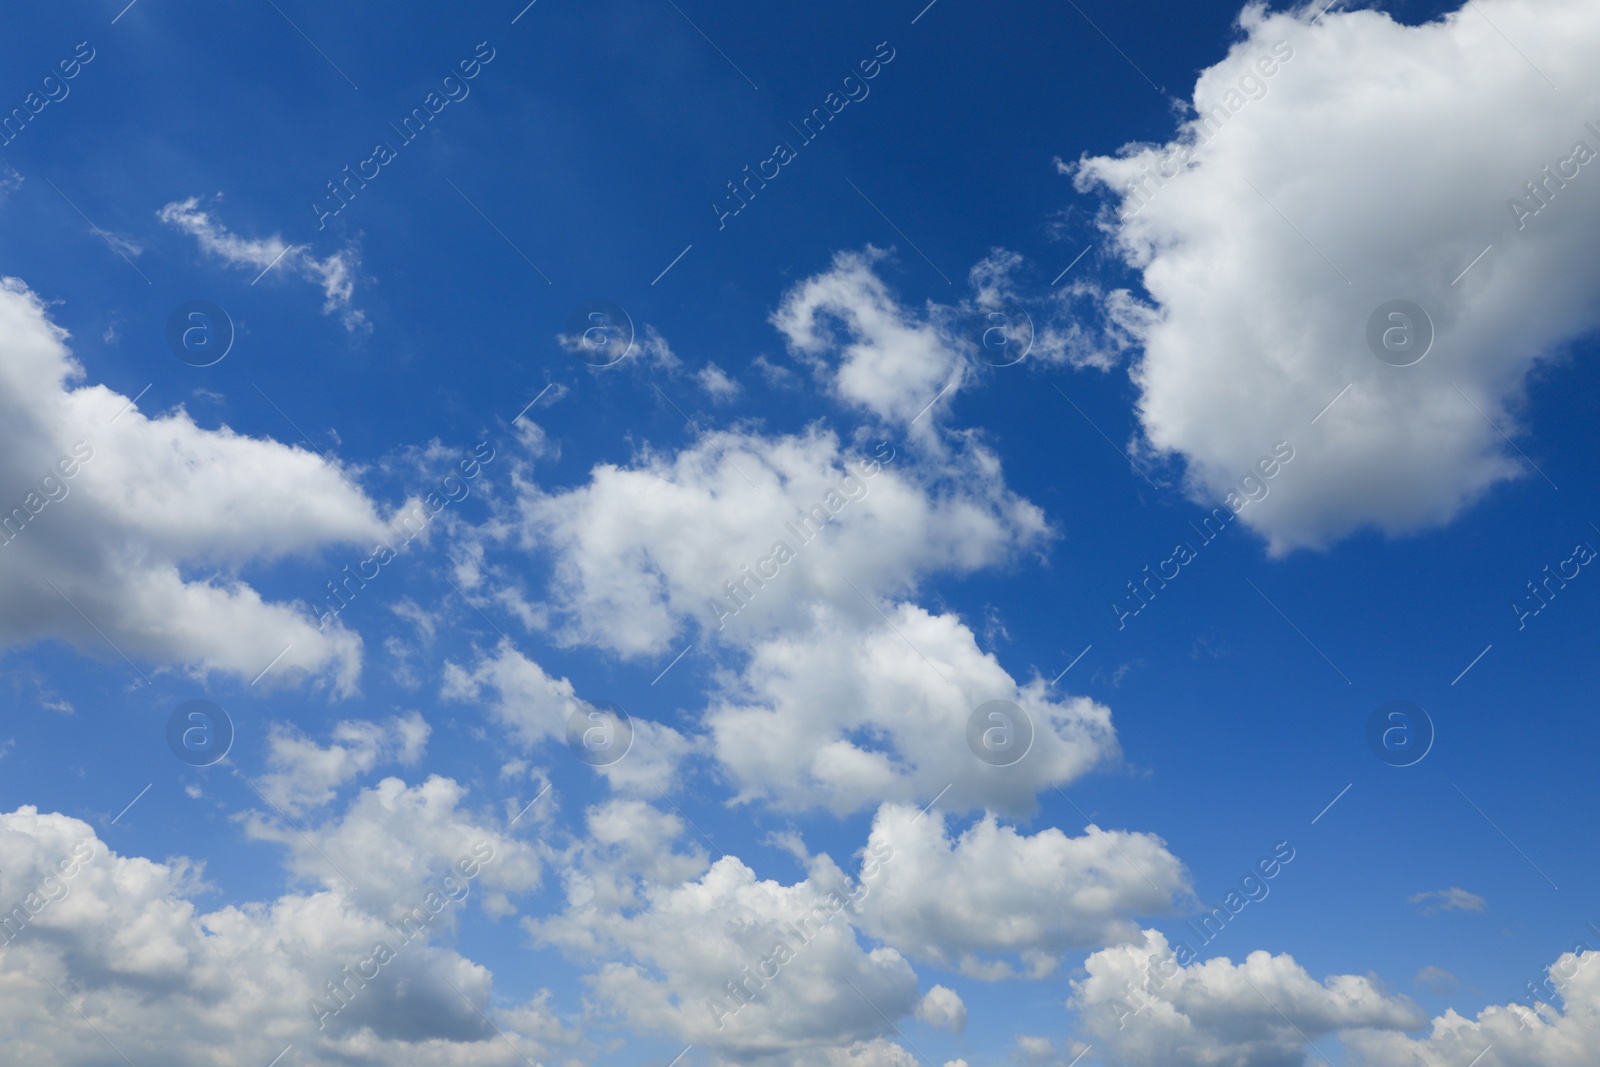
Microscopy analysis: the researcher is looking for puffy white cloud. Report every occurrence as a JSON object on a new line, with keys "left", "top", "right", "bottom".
{"left": 255, "top": 711, "right": 430, "bottom": 815}
{"left": 1345, "top": 947, "right": 1600, "bottom": 1067}
{"left": 0, "top": 804, "right": 570, "bottom": 1067}
{"left": 1068, "top": 929, "right": 1424, "bottom": 1067}
{"left": 706, "top": 606, "right": 1118, "bottom": 816}
{"left": 771, "top": 244, "right": 1142, "bottom": 404}
{"left": 241, "top": 774, "right": 543, "bottom": 922}
{"left": 449, "top": 600, "right": 1119, "bottom": 818}
{"left": 483, "top": 258, "right": 1118, "bottom": 816}
{"left": 1073, "top": 0, "right": 1600, "bottom": 551}
{"left": 592, "top": 715, "right": 697, "bottom": 795}
{"left": 698, "top": 362, "right": 743, "bottom": 401}
{"left": 564, "top": 800, "right": 711, "bottom": 912}
{"left": 442, "top": 640, "right": 693, "bottom": 796}
{"left": 487, "top": 392, "right": 1110, "bottom": 815}
{"left": 914, "top": 985, "right": 967, "bottom": 1034}
{"left": 772, "top": 246, "right": 967, "bottom": 430}
{"left": 157, "top": 196, "right": 368, "bottom": 331}
{"left": 519, "top": 428, "right": 1044, "bottom": 659}
{"left": 442, "top": 638, "right": 583, "bottom": 749}
{"left": 0, "top": 279, "right": 389, "bottom": 693}
{"left": 533, "top": 830, "right": 921, "bottom": 1062}
{"left": 853, "top": 804, "right": 1188, "bottom": 979}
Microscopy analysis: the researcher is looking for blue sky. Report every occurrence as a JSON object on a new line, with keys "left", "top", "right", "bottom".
{"left": 2, "top": 1, "right": 1599, "bottom": 1065}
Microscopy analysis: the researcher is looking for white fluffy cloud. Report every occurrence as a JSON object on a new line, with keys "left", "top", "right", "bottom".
{"left": 707, "top": 607, "right": 1118, "bottom": 816}
{"left": 0, "top": 279, "right": 388, "bottom": 693}
{"left": 442, "top": 637, "right": 584, "bottom": 748}
{"left": 1345, "top": 947, "right": 1600, "bottom": 1067}
{"left": 495, "top": 265, "right": 1145, "bottom": 815}
{"left": 772, "top": 245, "right": 1146, "bottom": 400}
{"left": 853, "top": 804, "right": 1189, "bottom": 979}
{"left": 158, "top": 196, "right": 368, "bottom": 331}
{"left": 255, "top": 711, "right": 430, "bottom": 815}
{"left": 442, "top": 640, "right": 694, "bottom": 796}
{"left": 773, "top": 247, "right": 967, "bottom": 430}
{"left": 1069, "top": 929, "right": 1424, "bottom": 1066}
{"left": 519, "top": 427, "right": 1046, "bottom": 659}
{"left": 698, "top": 362, "right": 743, "bottom": 401}
{"left": 532, "top": 802, "right": 922, "bottom": 1063}
{"left": 1078, "top": 941, "right": 1600, "bottom": 1067}
{"left": 0, "top": 802, "right": 568, "bottom": 1067}
{"left": 914, "top": 985, "right": 967, "bottom": 1034}
{"left": 242, "top": 774, "right": 543, "bottom": 920}
{"left": 445, "top": 611, "right": 1115, "bottom": 816}
{"left": 1074, "top": 0, "right": 1600, "bottom": 551}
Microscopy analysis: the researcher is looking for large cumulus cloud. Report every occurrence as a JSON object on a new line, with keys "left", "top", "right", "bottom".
{"left": 1075, "top": 0, "right": 1600, "bottom": 551}
{"left": 0, "top": 279, "right": 390, "bottom": 692}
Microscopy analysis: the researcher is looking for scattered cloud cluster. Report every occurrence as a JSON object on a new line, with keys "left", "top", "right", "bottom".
{"left": 10, "top": 4, "right": 1596, "bottom": 1058}
{"left": 1069, "top": 929, "right": 1425, "bottom": 1066}
{"left": 530, "top": 799, "right": 924, "bottom": 1063}
{"left": 442, "top": 639, "right": 694, "bottom": 796}
{"left": 0, "top": 784, "right": 558, "bottom": 1067}
{"left": 255, "top": 711, "right": 430, "bottom": 815}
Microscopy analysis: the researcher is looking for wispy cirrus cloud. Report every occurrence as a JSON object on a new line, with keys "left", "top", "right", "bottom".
{"left": 158, "top": 195, "right": 369, "bottom": 332}
{"left": 1409, "top": 886, "right": 1487, "bottom": 915}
